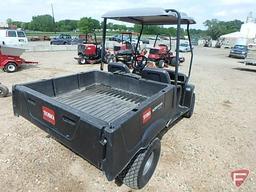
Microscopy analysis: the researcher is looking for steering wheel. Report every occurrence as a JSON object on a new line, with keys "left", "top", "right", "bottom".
{"left": 132, "top": 55, "right": 148, "bottom": 72}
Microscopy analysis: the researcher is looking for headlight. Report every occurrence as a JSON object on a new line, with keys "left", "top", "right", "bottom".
{"left": 242, "top": 51, "right": 246, "bottom": 54}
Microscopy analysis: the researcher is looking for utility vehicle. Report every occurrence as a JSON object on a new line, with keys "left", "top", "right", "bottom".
{"left": 12, "top": 8, "right": 196, "bottom": 189}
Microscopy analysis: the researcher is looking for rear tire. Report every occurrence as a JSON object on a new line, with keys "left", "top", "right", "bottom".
{"left": 118, "top": 138, "right": 161, "bottom": 189}
{"left": 0, "top": 84, "right": 9, "bottom": 97}
{"left": 5, "top": 63, "right": 18, "bottom": 73}
{"left": 184, "top": 93, "right": 195, "bottom": 118}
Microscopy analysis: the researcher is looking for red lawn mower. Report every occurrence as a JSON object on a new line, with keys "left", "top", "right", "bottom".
{"left": 147, "top": 34, "right": 185, "bottom": 67}
{"left": 0, "top": 45, "right": 38, "bottom": 73}
{"left": 110, "top": 32, "right": 142, "bottom": 68}
{"left": 75, "top": 33, "right": 106, "bottom": 64}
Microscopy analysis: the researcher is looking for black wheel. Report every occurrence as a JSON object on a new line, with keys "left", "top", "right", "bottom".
{"left": 119, "top": 138, "right": 161, "bottom": 189}
{"left": 157, "top": 60, "right": 165, "bottom": 68}
{"left": 0, "top": 84, "right": 9, "bottom": 97}
{"left": 105, "top": 54, "right": 115, "bottom": 64}
{"left": 170, "top": 57, "right": 177, "bottom": 66}
{"left": 79, "top": 58, "right": 87, "bottom": 65}
{"left": 5, "top": 63, "right": 18, "bottom": 73}
{"left": 184, "top": 93, "right": 195, "bottom": 118}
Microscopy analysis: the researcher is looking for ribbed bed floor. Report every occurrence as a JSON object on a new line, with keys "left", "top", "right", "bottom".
{"left": 55, "top": 84, "right": 148, "bottom": 123}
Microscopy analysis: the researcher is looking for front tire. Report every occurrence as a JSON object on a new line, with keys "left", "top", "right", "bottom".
{"left": 79, "top": 58, "right": 87, "bottom": 65}
{"left": 5, "top": 63, "right": 18, "bottom": 73}
{"left": 0, "top": 84, "right": 9, "bottom": 97}
{"left": 119, "top": 138, "right": 161, "bottom": 189}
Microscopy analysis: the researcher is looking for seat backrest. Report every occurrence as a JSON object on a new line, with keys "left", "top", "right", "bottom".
{"left": 165, "top": 69, "right": 187, "bottom": 83}
{"left": 141, "top": 67, "right": 171, "bottom": 84}
{"left": 108, "top": 62, "right": 130, "bottom": 73}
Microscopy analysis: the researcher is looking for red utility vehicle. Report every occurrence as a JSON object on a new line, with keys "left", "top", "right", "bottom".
{"left": 0, "top": 45, "right": 38, "bottom": 73}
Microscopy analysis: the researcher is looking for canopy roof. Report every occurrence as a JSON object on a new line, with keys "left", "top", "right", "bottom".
{"left": 102, "top": 8, "right": 196, "bottom": 25}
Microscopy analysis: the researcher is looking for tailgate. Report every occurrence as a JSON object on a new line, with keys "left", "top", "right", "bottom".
{"left": 13, "top": 85, "right": 107, "bottom": 168}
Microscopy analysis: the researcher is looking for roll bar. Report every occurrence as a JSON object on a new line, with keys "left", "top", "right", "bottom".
{"left": 101, "top": 9, "right": 194, "bottom": 86}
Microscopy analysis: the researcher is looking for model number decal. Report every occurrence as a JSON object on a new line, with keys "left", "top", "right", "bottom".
{"left": 152, "top": 102, "right": 163, "bottom": 112}
{"left": 142, "top": 108, "right": 152, "bottom": 125}
{"left": 42, "top": 106, "right": 56, "bottom": 125}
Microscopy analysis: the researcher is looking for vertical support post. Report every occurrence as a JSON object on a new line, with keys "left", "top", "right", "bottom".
{"left": 166, "top": 9, "right": 181, "bottom": 87}
{"left": 154, "top": 34, "right": 159, "bottom": 47}
{"left": 135, "top": 24, "right": 144, "bottom": 53}
{"left": 101, "top": 18, "right": 107, "bottom": 71}
{"left": 186, "top": 23, "right": 193, "bottom": 82}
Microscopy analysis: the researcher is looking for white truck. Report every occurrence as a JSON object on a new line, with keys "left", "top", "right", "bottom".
{"left": 0, "top": 29, "right": 28, "bottom": 46}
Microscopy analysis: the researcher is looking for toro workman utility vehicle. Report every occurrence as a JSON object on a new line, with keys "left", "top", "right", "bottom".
{"left": 13, "top": 8, "right": 196, "bottom": 190}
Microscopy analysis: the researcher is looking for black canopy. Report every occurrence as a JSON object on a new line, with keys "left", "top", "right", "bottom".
{"left": 102, "top": 8, "right": 196, "bottom": 25}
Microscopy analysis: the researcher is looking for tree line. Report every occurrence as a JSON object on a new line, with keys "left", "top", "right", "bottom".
{"left": 7, "top": 15, "right": 243, "bottom": 40}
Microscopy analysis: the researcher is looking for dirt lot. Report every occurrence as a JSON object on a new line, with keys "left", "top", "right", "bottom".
{"left": 0, "top": 47, "right": 255, "bottom": 192}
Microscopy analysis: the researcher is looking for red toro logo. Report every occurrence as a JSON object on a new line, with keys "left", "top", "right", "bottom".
{"left": 42, "top": 106, "right": 56, "bottom": 125}
{"left": 231, "top": 169, "right": 249, "bottom": 187}
{"left": 142, "top": 108, "right": 152, "bottom": 124}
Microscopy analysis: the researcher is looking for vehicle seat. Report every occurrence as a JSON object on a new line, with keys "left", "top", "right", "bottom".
{"left": 108, "top": 62, "right": 130, "bottom": 73}
{"left": 141, "top": 67, "right": 171, "bottom": 84}
{"left": 165, "top": 69, "right": 187, "bottom": 84}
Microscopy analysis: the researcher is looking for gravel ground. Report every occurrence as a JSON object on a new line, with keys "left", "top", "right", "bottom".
{"left": 0, "top": 47, "right": 255, "bottom": 192}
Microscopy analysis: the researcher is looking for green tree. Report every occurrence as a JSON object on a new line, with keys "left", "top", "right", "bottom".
{"left": 6, "top": 18, "right": 13, "bottom": 26}
{"left": 78, "top": 17, "right": 100, "bottom": 33}
{"left": 29, "top": 15, "right": 55, "bottom": 32}
{"left": 134, "top": 24, "right": 185, "bottom": 37}
{"left": 204, "top": 19, "right": 243, "bottom": 40}
{"left": 56, "top": 20, "right": 78, "bottom": 32}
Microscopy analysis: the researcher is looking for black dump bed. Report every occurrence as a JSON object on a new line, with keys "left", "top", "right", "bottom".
{"left": 13, "top": 70, "right": 175, "bottom": 180}
{"left": 55, "top": 84, "right": 147, "bottom": 123}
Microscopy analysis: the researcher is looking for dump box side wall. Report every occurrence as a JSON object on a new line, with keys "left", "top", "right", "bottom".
{"left": 103, "top": 85, "right": 175, "bottom": 181}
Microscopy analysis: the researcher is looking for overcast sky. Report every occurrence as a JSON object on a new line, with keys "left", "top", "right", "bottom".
{"left": 0, "top": 0, "right": 255, "bottom": 29}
